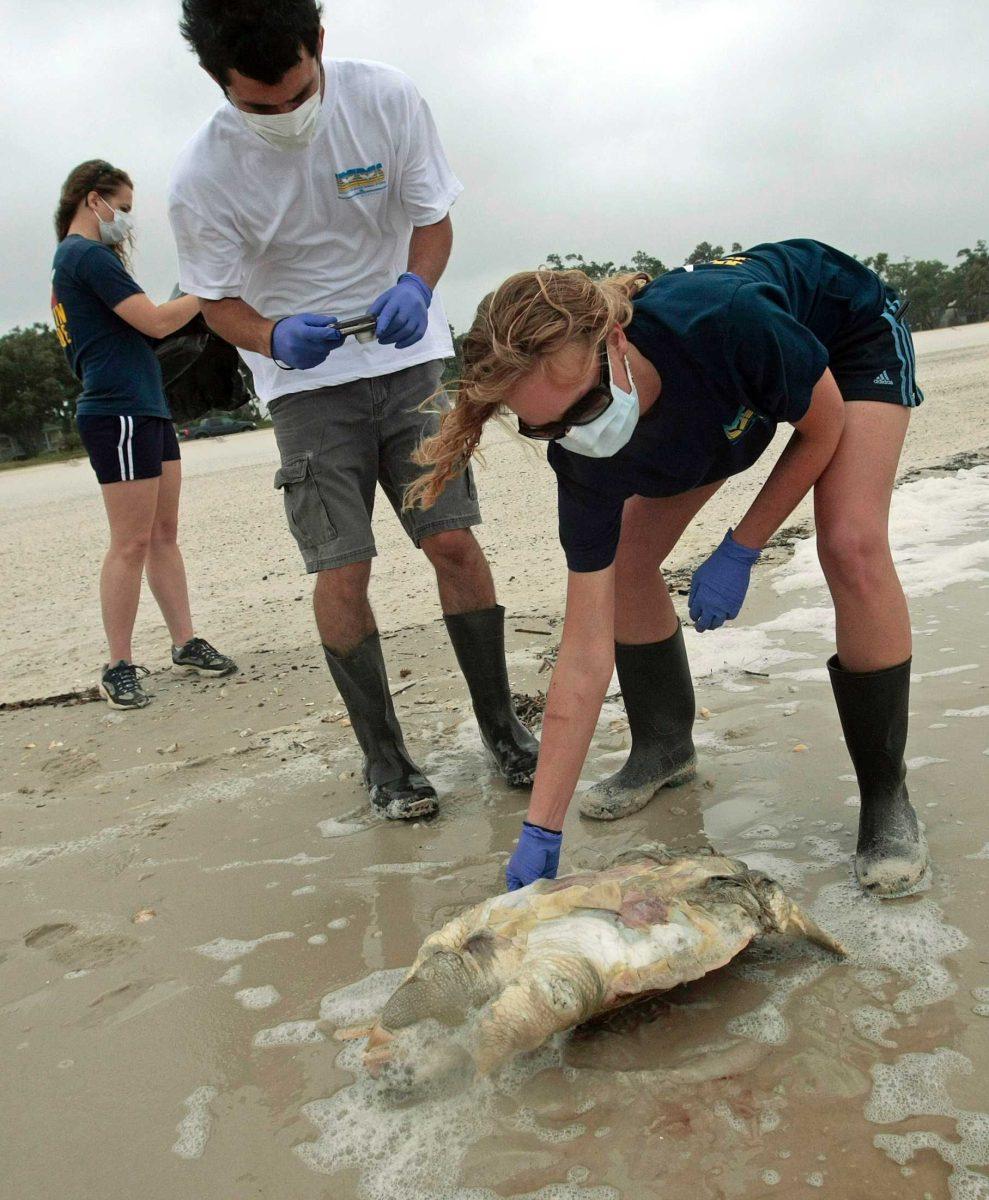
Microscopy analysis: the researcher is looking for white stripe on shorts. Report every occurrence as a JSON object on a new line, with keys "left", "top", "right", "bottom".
{"left": 126, "top": 416, "right": 135, "bottom": 480}
{"left": 117, "top": 416, "right": 127, "bottom": 481}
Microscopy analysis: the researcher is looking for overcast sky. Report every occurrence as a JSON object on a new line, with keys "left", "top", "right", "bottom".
{"left": 6, "top": 0, "right": 988, "bottom": 336}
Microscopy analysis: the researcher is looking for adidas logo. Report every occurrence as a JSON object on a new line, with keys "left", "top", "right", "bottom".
{"left": 873, "top": 369, "right": 894, "bottom": 386}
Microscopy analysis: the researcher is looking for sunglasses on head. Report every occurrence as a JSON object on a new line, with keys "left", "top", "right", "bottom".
{"left": 517, "top": 342, "right": 613, "bottom": 441}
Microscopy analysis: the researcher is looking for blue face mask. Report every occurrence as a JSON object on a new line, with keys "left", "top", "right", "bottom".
{"left": 558, "top": 353, "right": 640, "bottom": 458}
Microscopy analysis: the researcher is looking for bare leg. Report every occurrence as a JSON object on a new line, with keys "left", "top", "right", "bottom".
{"left": 613, "top": 482, "right": 725, "bottom": 642}
{"left": 420, "top": 529, "right": 497, "bottom": 615}
{"left": 144, "top": 459, "right": 195, "bottom": 648}
{"left": 99, "top": 476, "right": 159, "bottom": 663}
{"left": 814, "top": 403, "right": 911, "bottom": 670}
{"left": 313, "top": 559, "right": 376, "bottom": 654}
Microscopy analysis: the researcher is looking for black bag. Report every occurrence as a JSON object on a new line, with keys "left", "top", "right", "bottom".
{"left": 154, "top": 288, "right": 256, "bottom": 423}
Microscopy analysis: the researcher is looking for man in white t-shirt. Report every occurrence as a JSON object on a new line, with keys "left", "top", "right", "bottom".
{"left": 169, "top": 1, "right": 537, "bottom": 820}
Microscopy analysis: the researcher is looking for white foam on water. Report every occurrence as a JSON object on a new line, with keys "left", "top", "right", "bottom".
{"left": 811, "top": 881, "right": 967, "bottom": 1015}
{"left": 295, "top": 1035, "right": 618, "bottom": 1200}
{"left": 193, "top": 931, "right": 295, "bottom": 962}
{"left": 204, "top": 853, "right": 333, "bottom": 873}
{"left": 217, "top": 965, "right": 243, "bottom": 986}
{"left": 915, "top": 664, "right": 981, "bottom": 678}
{"left": 308, "top": 935, "right": 328, "bottom": 946}
{"left": 774, "top": 466, "right": 989, "bottom": 601}
{"left": 757, "top": 607, "right": 835, "bottom": 639}
{"left": 726, "top": 1001, "right": 789, "bottom": 1045}
{"left": 292, "top": 885, "right": 317, "bottom": 896}
{"left": 327, "top": 917, "right": 350, "bottom": 930}
{"left": 805, "top": 1173, "right": 825, "bottom": 1188}
{"left": 945, "top": 707, "right": 989, "bottom": 718}
{"left": 760, "top": 1169, "right": 781, "bottom": 1185}
{"left": 253, "top": 1020, "right": 325, "bottom": 1048}
{"left": 851, "top": 1006, "right": 899, "bottom": 1048}
{"left": 906, "top": 756, "right": 949, "bottom": 769}
{"left": 319, "top": 817, "right": 365, "bottom": 838}
{"left": 865, "top": 1048, "right": 989, "bottom": 1199}
{"left": 363, "top": 861, "right": 458, "bottom": 876}
{"left": 235, "top": 986, "right": 280, "bottom": 1010}
{"left": 319, "top": 968, "right": 408, "bottom": 1026}
{"left": 171, "top": 1085, "right": 217, "bottom": 1160}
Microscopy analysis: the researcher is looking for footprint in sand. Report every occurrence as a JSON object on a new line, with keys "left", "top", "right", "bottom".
{"left": 23, "top": 922, "right": 139, "bottom": 970}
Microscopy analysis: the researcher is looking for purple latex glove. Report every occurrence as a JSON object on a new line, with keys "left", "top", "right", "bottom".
{"left": 688, "top": 528, "right": 762, "bottom": 632}
{"left": 270, "top": 314, "right": 343, "bottom": 370}
{"left": 368, "top": 272, "right": 432, "bottom": 349}
{"left": 506, "top": 821, "right": 562, "bottom": 891}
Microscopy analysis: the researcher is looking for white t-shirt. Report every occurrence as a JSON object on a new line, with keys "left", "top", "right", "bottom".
{"left": 167, "top": 58, "right": 463, "bottom": 405}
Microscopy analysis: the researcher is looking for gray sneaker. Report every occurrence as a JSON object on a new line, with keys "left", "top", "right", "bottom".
{"left": 99, "top": 661, "right": 151, "bottom": 709}
{"left": 171, "top": 637, "right": 237, "bottom": 677}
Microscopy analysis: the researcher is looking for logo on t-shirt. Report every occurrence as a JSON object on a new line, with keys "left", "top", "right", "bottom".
{"left": 723, "top": 404, "right": 760, "bottom": 441}
{"left": 335, "top": 163, "right": 387, "bottom": 199}
{"left": 708, "top": 256, "right": 748, "bottom": 267}
{"left": 50, "top": 281, "right": 71, "bottom": 348}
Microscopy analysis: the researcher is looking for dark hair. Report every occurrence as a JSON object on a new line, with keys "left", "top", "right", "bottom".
{"left": 54, "top": 159, "right": 134, "bottom": 261}
{"left": 179, "top": 0, "right": 323, "bottom": 86}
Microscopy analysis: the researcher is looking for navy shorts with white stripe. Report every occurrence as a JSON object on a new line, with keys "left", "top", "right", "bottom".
{"left": 76, "top": 415, "right": 181, "bottom": 485}
{"left": 828, "top": 289, "right": 924, "bottom": 407}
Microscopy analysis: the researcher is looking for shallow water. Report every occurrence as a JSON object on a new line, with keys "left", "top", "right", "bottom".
{"left": 1, "top": 470, "right": 987, "bottom": 1198}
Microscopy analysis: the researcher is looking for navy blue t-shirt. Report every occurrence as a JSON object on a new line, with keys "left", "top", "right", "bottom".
{"left": 51, "top": 235, "right": 170, "bottom": 419}
{"left": 549, "top": 239, "right": 885, "bottom": 572}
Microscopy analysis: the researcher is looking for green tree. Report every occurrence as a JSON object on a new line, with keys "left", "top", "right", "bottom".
{"left": 0, "top": 324, "right": 80, "bottom": 456}
{"left": 953, "top": 241, "right": 989, "bottom": 323}
{"left": 685, "top": 241, "right": 725, "bottom": 265}
{"left": 862, "top": 253, "right": 951, "bottom": 330}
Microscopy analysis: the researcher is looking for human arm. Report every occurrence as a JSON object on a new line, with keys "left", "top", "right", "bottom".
{"left": 113, "top": 292, "right": 200, "bottom": 340}
{"left": 688, "top": 370, "right": 845, "bottom": 630}
{"left": 368, "top": 216, "right": 453, "bottom": 349}
{"left": 732, "top": 368, "right": 845, "bottom": 549}
{"left": 198, "top": 298, "right": 341, "bottom": 369}
{"left": 505, "top": 566, "right": 616, "bottom": 888}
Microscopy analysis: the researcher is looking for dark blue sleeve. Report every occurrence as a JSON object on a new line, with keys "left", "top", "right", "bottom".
{"left": 74, "top": 244, "right": 144, "bottom": 311}
{"left": 556, "top": 471, "right": 624, "bottom": 573}
{"left": 727, "top": 282, "right": 829, "bottom": 423}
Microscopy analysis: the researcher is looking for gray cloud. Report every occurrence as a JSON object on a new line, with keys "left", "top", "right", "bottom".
{"left": 6, "top": 0, "right": 988, "bottom": 336}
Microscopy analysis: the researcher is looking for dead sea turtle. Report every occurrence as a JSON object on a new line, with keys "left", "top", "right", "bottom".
{"left": 352, "top": 846, "right": 844, "bottom": 1078}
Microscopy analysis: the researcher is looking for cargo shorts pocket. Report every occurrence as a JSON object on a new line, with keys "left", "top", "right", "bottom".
{"left": 273, "top": 454, "right": 337, "bottom": 550}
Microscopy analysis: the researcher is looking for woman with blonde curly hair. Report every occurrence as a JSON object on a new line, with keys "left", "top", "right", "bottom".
{"left": 409, "top": 239, "right": 927, "bottom": 898}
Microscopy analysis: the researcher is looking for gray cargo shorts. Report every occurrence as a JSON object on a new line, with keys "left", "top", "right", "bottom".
{"left": 268, "top": 360, "right": 481, "bottom": 573}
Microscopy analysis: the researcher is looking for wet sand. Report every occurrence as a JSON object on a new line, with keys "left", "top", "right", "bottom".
{"left": 1, "top": 328, "right": 988, "bottom": 1199}
{"left": 1, "top": 321, "right": 988, "bottom": 703}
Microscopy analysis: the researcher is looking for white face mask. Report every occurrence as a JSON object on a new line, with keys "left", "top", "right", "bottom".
{"left": 240, "top": 87, "right": 322, "bottom": 150}
{"left": 558, "top": 353, "right": 640, "bottom": 458}
{"left": 95, "top": 195, "right": 134, "bottom": 246}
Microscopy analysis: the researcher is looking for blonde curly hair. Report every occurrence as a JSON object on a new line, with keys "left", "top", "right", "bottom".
{"left": 405, "top": 269, "right": 650, "bottom": 510}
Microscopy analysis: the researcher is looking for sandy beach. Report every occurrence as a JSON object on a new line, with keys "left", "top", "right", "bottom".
{"left": 1, "top": 322, "right": 988, "bottom": 1199}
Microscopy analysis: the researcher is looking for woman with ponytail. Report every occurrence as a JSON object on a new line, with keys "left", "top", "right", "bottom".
{"left": 52, "top": 159, "right": 235, "bottom": 709}
{"left": 410, "top": 240, "right": 927, "bottom": 900}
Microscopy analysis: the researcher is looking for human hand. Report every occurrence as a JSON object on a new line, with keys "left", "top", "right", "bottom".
{"left": 368, "top": 272, "right": 432, "bottom": 349}
{"left": 688, "top": 528, "right": 761, "bottom": 632}
{"left": 270, "top": 313, "right": 343, "bottom": 369}
{"left": 506, "top": 821, "right": 562, "bottom": 891}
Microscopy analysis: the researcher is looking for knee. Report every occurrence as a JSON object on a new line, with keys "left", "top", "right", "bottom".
{"left": 110, "top": 533, "right": 152, "bottom": 566}
{"left": 150, "top": 519, "right": 179, "bottom": 548}
{"left": 817, "top": 525, "right": 891, "bottom": 591}
{"left": 422, "top": 529, "right": 477, "bottom": 575}
{"left": 314, "top": 562, "right": 370, "bottom": 609}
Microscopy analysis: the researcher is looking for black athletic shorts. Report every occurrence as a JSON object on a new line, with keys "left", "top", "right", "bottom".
{"left": 829, "top": 291, "right": 924, "bottom": 407}
{"left": 77, "top": 414, "right": 181, "bottom": 485}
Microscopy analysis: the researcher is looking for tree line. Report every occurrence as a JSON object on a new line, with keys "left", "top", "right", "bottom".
{"left": 2, "top": 239, "right": 986, "bottom": 458}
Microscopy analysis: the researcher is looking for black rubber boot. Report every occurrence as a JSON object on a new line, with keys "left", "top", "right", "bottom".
{"left": 828, "top": 655, "right": 928, "bottom": 897}
{"left": 443, "top": 605, "right": 540, "bottom": 788}
{"left": 580, "top": 622, "right": 697, "bottom": 821}
{"left": 323, "top": 633, "right": 438, "bottom": 820}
